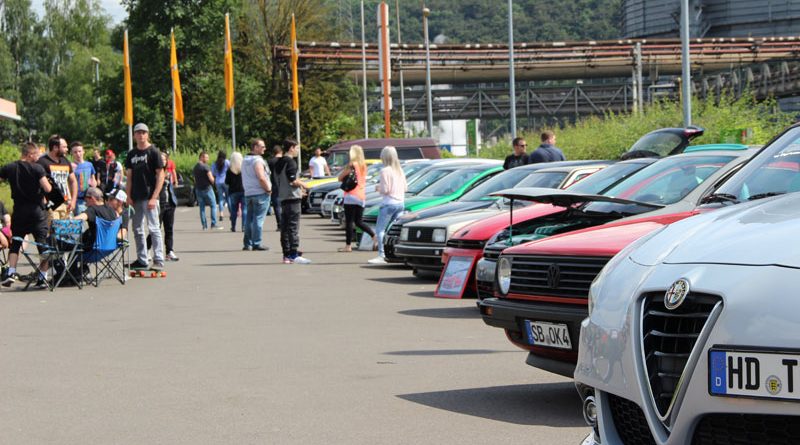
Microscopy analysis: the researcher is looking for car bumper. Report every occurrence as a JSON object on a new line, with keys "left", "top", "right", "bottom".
{"left": 478, "top": 297, "right": 583, "bottom": 376}
{"left": 394, "top": 242, "right": 447, "bottom": 271}
{"left": 576, "top": 261, "right": 800, "bottom": 445}
{"left": 321, "top": 200, "right": 334, "bottom": 217}
{"left": 383, "top": 234, "right": 404, "bottom": 263}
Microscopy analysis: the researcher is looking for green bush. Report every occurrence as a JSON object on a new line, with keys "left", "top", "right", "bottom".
{"left": 479, "top": 94, "right": 794, "bottom": 161}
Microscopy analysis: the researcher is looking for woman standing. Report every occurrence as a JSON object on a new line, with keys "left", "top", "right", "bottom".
{"left": 225, "top": 152, "right": 246, "bottom": 232}
{"left": 368, "top": 146, "right": 406, "bottom": 264}
{"left": 211, "top": 151, "right": 230, "bottom": 220}
{"left": 337, "top": 145, "right": 375, "bottom": 252}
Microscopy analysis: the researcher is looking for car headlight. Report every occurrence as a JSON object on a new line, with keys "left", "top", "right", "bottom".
{"left": 432, "top": 228, "right": 447, "bottom": 243}
{"left": 400, "top": 227, "right": 409, "bottom": 241}
{"left": 496, "top": 256, "right": 512, "bottom": 295}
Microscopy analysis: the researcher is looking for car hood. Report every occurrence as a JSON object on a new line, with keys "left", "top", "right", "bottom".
{"left": 490, "top": 187, "right": 664, "bottom": 208}
{"left": 450, "top": 204, "right": 565, "bottom": 241}
{"left": 403, "top": 208, "right": 506, "bottom": 232}
{"left": 394, "top": 200, "right": 495, "bottom": 226}
{"left": 503, "top": 211, "right": 699, "bottom": 257}
{"left": 631, "top": 193, "right": 800, "bottom": 268}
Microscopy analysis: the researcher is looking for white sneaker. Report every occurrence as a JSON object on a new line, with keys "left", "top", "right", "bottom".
{"left": 293, "top": 256, "right": 312, "bottom": 264}
{"left": 167, "top": 251, "right": 180, "bottom": 261}
{"left": 368, "top": 256, "right": 387, "bottom": 264}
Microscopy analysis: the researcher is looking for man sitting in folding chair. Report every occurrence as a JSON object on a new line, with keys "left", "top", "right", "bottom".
{"left": 73, "top": 187, "right": 126, "bottom": 286}
{"left": 0, "top": 142, "right": 54, "bottom": 289}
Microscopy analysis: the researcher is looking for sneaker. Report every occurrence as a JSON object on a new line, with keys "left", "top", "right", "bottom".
{"left": 1, "top": 270, "right": 18, "bottom": 287}
{"left": 211, "top": 225, "right": 225, "bottom": 231}
{"left": 242, "top": 246, "right": 252, "bottom": 251}
{"left": 34, "top": 277, "right": 48, "bottom": 289}
{"left": 151, "top": 262, "right": 165, "bottom": 271}
{"left": 129, "top": 260, "right": 149, "bottom": 270}
{"left": 293, "top": 256, "right": 312, "bottom": 265}
{"left": 167, "top": 251, "right": 180, "bottom": 261}
{"left": 368, "top": 256, "right": 387, "bottom": 264}
{"left": 252, "top": 245, "right": 269, "bottom": 251}
{"left": 282, "top": 257, "right": 294, "bottom": 264}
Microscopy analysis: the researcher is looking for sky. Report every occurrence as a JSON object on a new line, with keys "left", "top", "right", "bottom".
{"left": 31, "top": 0, "right": 127, "bottom": 25}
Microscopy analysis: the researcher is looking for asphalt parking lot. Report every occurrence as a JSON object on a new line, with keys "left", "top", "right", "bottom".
{"left": 0, "top": 208, "right": 588, "bottom": 444}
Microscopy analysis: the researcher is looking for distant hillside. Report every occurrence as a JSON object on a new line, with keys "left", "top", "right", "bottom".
{"left": 327, "top": 0, "right": 624, "bottom": 44}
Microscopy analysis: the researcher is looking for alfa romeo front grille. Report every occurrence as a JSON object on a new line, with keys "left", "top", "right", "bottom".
{"left": 641, "top": 292, "right": 721, "bottom": 418}
{"left": 608, "top": 394, "right": 657, "bottom": 445}
{"left": 506, "top": 255, "right": 610, "bottom": 299}
{"left": 692, "top": 413, "right": 800, "bottom": 445}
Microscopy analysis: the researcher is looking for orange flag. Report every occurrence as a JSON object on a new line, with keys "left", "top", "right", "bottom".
{"left": 290, "top": 14, "right": 299, "bottom": 111}
{"left": 170, "top": 29, "right": 184, "bottom": 125}
{"left": 123, "top": 29, "right": 133, "bottom": 125}
{"left": 224, "top": 13, "right": 235, "bottom": 111}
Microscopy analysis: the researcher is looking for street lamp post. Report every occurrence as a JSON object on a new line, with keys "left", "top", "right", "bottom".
{"left": 507, "top": 0, "right": 517, "bottom": 138}
{"left": 360, "top": 0, "right": 369, "bottom": 138}
{"left": 680, "top": 0, "right": 692, "bottom": 127}
{"left": 91, "top": 56, "right": 101, "bottom": 111}
{"left": 422, "top": 6, "right": 433, "bottom": 138}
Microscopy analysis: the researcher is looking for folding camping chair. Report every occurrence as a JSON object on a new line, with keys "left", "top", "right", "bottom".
{"left": 12, "top": 219, "right": 84, "bottom": 291}
{"left": 82, "top": 216, "right": 126, "bottom": 287}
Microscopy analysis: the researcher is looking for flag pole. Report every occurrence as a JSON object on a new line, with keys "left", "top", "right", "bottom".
{"left": 231, "top": 107, "right": 236, "bottom": 151}
{"left": 291, "top": 14, "right": 302, "bottom": 170}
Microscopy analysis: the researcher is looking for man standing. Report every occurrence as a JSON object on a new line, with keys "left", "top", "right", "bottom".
{"left": 100, "top": 149, "right": 123, "bottom": 193}
{"left": 241, "top": 139, "right": 271, "bottom": 251}
{"left": 70, "top": 141, "right": 97, "bottom": 215}
{"left": 266, "top": 144, "right": 283, "bottom": 228}
{"left": 193, "top": 151, "right": 222, "bottom": 230}
{"left": 125, "top": 123, "right": 166, "bottom": 271}
{"left": 276, "top": 138, "right": 311, "bottom": 264}
{"left": 308, "top": 147, "right": 331, "bottom": 178}
{"left": 0, "top": 142, "right": 53, "bottom": 287}
{"left": 529, "top": 130, "right": 566, "bottom": 163}
{"left": 38, "top": 134, "right": 78, "bottom": 219}
{"left": 503, "top": 137, "right": 530, "bottom": 170}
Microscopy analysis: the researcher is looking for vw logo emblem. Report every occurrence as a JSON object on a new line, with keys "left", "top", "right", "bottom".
{"left": 416, "top": 230, "right": 422, "bottom": 239}
{"left": 664, "top": 279, "right": 690, "bottom": 310}
{"left": 546, "top": 263, "right": 561, "bottom": 289}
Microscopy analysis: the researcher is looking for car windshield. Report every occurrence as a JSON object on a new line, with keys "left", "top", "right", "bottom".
{"left": 407, "top": 168, "right": 456, "bottom": 194}
{"left": 458, "top": 167, "right": 533, "bottom": 201}
{"left": 713, "top": 127, "right": 800, "bottom": 202}
{"left": 402, "top": 162, "right": 430, "bottom": 178}
{"left": 417, "top": 168, "right": 484, "bottom": 197}
{"left": 628, "top": 132, "right": 683, "bottom": 156}
{"left": 584, "top": 154, "right": 735, "bottom": 213}
{"left": 567, "top": 162, "right": 651, "bottom": 194}
{"left": 516, "top": 171, "right": 568, "bottom": 189}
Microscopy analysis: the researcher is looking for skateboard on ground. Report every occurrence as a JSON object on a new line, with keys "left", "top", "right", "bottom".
{"left": 130, "top": 268, "right": 167, "bottom": 278}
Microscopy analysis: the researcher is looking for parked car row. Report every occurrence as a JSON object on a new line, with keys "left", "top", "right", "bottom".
{"left": 345, "top": 124, "right": 800, "bottom": 444}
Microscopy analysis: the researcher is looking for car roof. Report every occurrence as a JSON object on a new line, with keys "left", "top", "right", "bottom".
{"left": 534, "top": 162, "right": 612, "bottom": 174}
{"left": 683, "top": 143, "right": 749, "bottom": 153}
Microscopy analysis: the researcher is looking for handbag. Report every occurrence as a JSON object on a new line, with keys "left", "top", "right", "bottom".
{"left": 340, "top": 168, "right": 358, "bottom": 192}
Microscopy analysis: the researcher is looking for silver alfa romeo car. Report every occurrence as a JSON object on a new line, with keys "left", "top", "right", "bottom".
{"left": 575, "top": 190, "right": 800, "bottom": 445}
{"left": 575, "top": 123, "right": 800, "bottom": 444}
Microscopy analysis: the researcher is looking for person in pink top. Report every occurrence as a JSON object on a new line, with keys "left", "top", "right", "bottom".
{"left": 369, "top": 146, "right": 407, "bottom": 264}
{"left": 337, "top": 145, "right": 375, "bottom": 252}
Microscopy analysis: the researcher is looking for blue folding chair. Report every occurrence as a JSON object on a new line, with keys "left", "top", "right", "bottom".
{"left": 13, "top": 219, "right": 84, "bottom": 291}
{"left": 82, "top": 216, "right": 126, "bottom": 287}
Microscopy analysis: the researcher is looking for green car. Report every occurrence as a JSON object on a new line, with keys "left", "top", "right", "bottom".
{"left": 361, "top": 163, "right": 503, "bottom": 231}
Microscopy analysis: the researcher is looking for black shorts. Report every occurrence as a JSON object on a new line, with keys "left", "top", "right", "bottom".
{"left": 10, "top": 205, "right": 48, "bottom": 254}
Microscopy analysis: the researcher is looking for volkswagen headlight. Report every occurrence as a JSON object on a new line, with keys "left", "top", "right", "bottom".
{"left": 400, "top": 227, "right": 409, "bottom": 241}
{"left": 432, "top": 228, "right": 447, "bottom": 243}
{"left": 497, "top": 256, "right": 512, "bottom": 295}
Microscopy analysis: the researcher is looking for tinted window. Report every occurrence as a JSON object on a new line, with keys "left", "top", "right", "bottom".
{"left": 629, "top": 132, "right": 683, "bottom": 156}
{"left": 459, "top": 167, "right": 532, "bottom": 201}
{"left": 516, "top": 171, "right": 568, "bottom": 189}
{"left": 714, "top": 127, "right": 800, "bottom": 201}
{"left": 407, "top": 168, "right": 456, "bottom": 194}
{"left": 567, "top": 162, "right": 650, "bottom": 194}
{"left": 418, "top": 169, "right": 483, "bottom": 197}
{"left": 397, "top": 147, "right": 423, "bottom": 160}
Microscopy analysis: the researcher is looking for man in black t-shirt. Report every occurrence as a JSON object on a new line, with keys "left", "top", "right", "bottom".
{"left": 192, "top": 151, "right": 221, "bottom": 230}
{"left": 125, "top": 123, "right": 166, "bottom": 270}
{"left": 503, "top": 137, "right": 531, "bottom": 170}
{"left": 73, "top": 187, "right": 121, "bottom": 251}
{"left": 0, "top": 142, "right": 54, "bottom": 287}
{"left": 39, "top": 134, "right": 78, "bottom": 218}
{"left": 276, "top": 139, "right": 311, "bottom": 264}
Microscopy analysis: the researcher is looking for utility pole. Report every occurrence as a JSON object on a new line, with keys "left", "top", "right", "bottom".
{"left": 508, "top": 0, "right": 517, "bottom": 137}
{"left": 422, "top": 5, "right": 434, "bottom": 138}
{"left": 681, "top": 0, "right": 692, "bottom": 127}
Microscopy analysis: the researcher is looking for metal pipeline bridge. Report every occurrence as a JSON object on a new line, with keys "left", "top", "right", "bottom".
{"left": 274, "top": 37, "right": 800, "bottom": 121}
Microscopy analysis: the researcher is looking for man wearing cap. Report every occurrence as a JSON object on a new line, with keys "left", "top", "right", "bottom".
{"left": 107, "top": 189, "right": 129, "bottom": 239}
{"left": 125, "top": 123, "right": 166, "bottom": 271}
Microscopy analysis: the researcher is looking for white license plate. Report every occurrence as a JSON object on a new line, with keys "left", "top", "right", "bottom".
{"left": 524, "top": 321, "right": 572, "bottom": 350}
{"left": 710, "top": 349, "right": 800, "bottom": 401}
